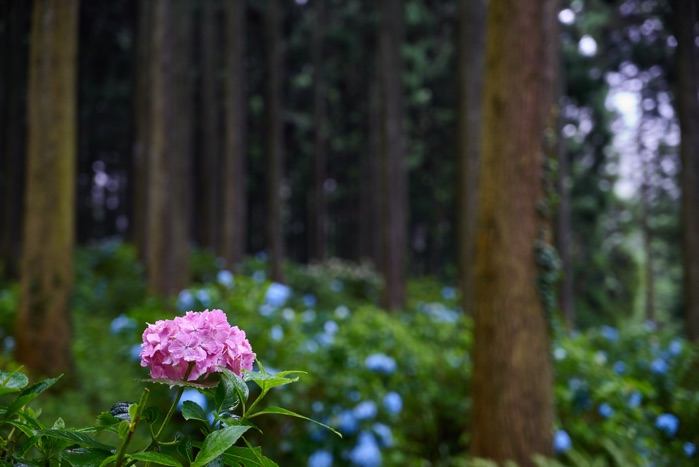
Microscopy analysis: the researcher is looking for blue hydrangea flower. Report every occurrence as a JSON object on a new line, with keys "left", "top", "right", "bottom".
{"left": 650, "top": 358, "right": 668, "bottom": 374}
{"left": 554, "top": 429, "right": 572, "bottom": 454}
{"left": 312, "top": 401, "right": 324, "bottom": 413}
{"left": 302, "top": 309, "right": 317, "bottom": 322}
{"left": 365, "top": 353, "right": 397, "bottom": 375}
{"left": 130, "top": 344, "right": 142, "bottom": 361}
{"left": 441, "top": 286, "right": 456, "bottom": 300}
{"left": 655, "top": 413, "right": 679, "bottom": 437}
{"left": 330, "top": 280, "right": 344, "bottom": 292}
{"left": 354, "top": 401, "right": 378, "bottom": 420}
{"left": 216, "top": 270, "right": 234, "bottom": 288}
{"left": 177, "top": 289, "right": 195, "bottom": 311}
{"left": 308, "top": 449, "right": 333, "bottom": 467}
{"left": 600, "top": 325, "right": 619, "bottom": 341}
{"left": 348, "top": 432, "right": 381, "bottom": 467}
{"left": 598, "top": 403, "right": 613, "bottom": 418}
{"left": 684, "top": 442, "right": 696, "bottom": 457}
{"left": 372, "top": 422, "right": 393, "bottom": 447}
{"left": 669, "top": 339, "right": 683, "bottom": 356}
{"left": 628, "top": 391, "right": 642, "bottom": 409}
{"left": 195, "top": 289, "right": 211, "bottom": 307}
{"left": 335, "top": 305, "right": 350, "bottom": 319}
{"left": 270, "top": 325, "right": 284, "bottom": 342}
{"left": 336, "top": 410, "right": 359, "bottom": 435}
{"left": 553, "top": 347, "right": 567, "bottom": 361}
{"left": 303, "top": 294, "right": 317, "bottom": 308}
{"left": 324, "top": 321, "right": 339, "bottom": 334}
{"left": 383, "top": 392, "right": 403, "bottom": 415}
{"left": 255, "top": 251, "right": 268, "bottom": 262}
{"left": 178, "top": 389, "right": 207, "bottom": 411}
{"left": 613, "top": 361, "right": 627, "bottom": 374}
{"left": 258, "top": 304, "right": 275, "bottom": 317}
{"left": 252, "top": 270, "right": 266, "bottom": 283}
{"left": 110, "top": 314, "right": 136, "bottom": 334}
{"left": 265, "top": 282, "right": 291, "bottom": 307}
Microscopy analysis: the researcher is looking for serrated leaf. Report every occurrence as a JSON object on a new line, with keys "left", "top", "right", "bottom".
{"left": 221, "top": 446, "right": 279, "bottom": 467}
{"left": 181, "top": 400, "right": 208, "bottom": 422}
{"left": 190, "top": 425, "right": 250, "bottom": 467}
{"left": 127, "top": 452, "right": 183, "bottom": 466}
{"left": 39, "top": 429, "right": 114, "bottom": 451}
{"left": 219, "top": 368, "right": 248, "bottom": 406}
{"left": 61, "top": 447, "right": 113, "bottom": 466}
{"left": 0, "top": 370, "right": 29, "bottom": 396}
{"left": 52, "top": 417, "right": 65, "bottom": 429}
{"left": 244, "top": 371, "right": 302, "bottom": 392}
{"left": 4, "top": 376, "right": 62, "bottom": 420}
{"left": 249, "top": 406, "right": 342, "bottom": 438}
{"left": 215, "top": 374, "right": 240, "bottom": 413}
{"left": 96, "top": 411, "right": 120, "bottom": 427}
{"left": 141, "top": 378, "right": 217, "bottom": 389}
{"left": 143, "top": 406, "right": 161, "bottom": 424}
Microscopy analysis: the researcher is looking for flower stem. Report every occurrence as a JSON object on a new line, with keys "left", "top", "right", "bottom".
{"left": 115, "top": 388, "right": 150, "bottom": 467}
{"left": 154, "top": 362, "right": 195, "bottom": 441}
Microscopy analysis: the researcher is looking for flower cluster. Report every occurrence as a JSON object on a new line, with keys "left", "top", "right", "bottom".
{"left": 140, "top": 309, "right": 255, "bottom": 381}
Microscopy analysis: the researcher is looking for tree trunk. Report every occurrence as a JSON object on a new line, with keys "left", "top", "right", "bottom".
{"left": 221, "top": 0, "right": 247, "bottom": 267}
{"left": 0, "top": 0, "right": 30, "bottom": 281}
{"left": 378, "top": 0, "right": 407, "bottom": 310}
{"left": 556, "top": 105, "right": 575, "bottom": 329}
{"left": 16, "top": 0, "right": 79, "bottom": 379}
{"left": 470, "top": 0, "right": 557, "bottom": 463}
{"left": 145, "top": 0, "right": 191, "bottom": 296}
{"left": 265, "top": 0, "right": 284, "bottom": 282}
{"left": 455, "top": 0, "right": 486, "bottom": 316}
{"left": 308, "top": 0, "right": 327, "bottom": 264}
{"left": 673, "top": 0, "right": 699, "bottom": 341}
{"left": 359, "top": 69, "right": 380, "bottom": 268}
{"left": 199, "top": 0, "right": 221, "bottom": 254}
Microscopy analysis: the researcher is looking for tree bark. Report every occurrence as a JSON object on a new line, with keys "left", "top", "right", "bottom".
{"left": 0, "top": 0, "right": 29, "bottom": 281}
{"left": 378, "top": 0, "right": 407, "bottom": 310}
{"left": 16, "top": 0, "right": 79, "bottom": 379}
{"left": 455, "top": 0, "right": 486, "bottom": 316}
{"left": 673, "top": 0, "right": 699, "bottom": 341}
{"left": 221, "top": 0, "right": 247, "bottom": 267}
{"left": 308, "top": 0, "right": 327, "bottom": 263}
{"left": 470, "top": 0, "right": 556, "bottom": 463}
{"left": 265, "top": 0, "right": 285, "bottom": 282}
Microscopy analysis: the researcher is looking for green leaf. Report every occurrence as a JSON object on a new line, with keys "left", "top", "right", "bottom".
{"left": 220, "top": 368, "right": 248, "bottom": 406}
{"left": 39, "top": 429, "right": 114, "bottom": 451}
{"left": 116, "top": 420, "right": 129, "bottom": 439}
{"left": 249, "top": 406, "right": 342, "bottom": 438}
{"left": 95, "top": 411, "right": 120, "bottom": 427}
{"left": 0, "top": 370, "right": 29, "bottom": 396}
{"left": 214, "top": 374, "right": 240, "bottom": 413}
{"left": 127, "top": 452, "right": 183, "bottom": 466}
{"left": 181, "top": 400, "right": 208, "bottom": 422}
{"left": 176, "top": 434, "right": 193, "bottom": 462}
{"left": 4, "top": 375, "right": 62, "bottom": 420}
{"left": 52, "top": 417, "right": 65, "bottom": 429}
{"left": 61, "top": 447, "right": 113, "bottom": 466}
{"left": 221, "top": 446, "right": 279, "bottom": 467}
{"left": 141, "top": 378, "right": 217, "bottom": 389}
{"left": 190, "top": 425, "right": 251, "bottom": 467}
{"left": 4, "top": 419, "right": 39, "bottom": 438}
{"left": 128, "top": 403, "right": 139, "bottom": 422}
{"left": 142, "top": 406, "right": 161, "bottom": 424}
{"left": 244, "top": 371, "right": 303, "bottom": 392}
{"left": 15, "top": 433, "right": 42, "bottom": 457}
{"left": 98, "top": 454, "right": 118, "bottom": 467}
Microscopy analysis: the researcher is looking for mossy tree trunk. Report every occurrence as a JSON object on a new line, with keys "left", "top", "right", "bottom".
{"left": 16, "top": 0, "right": 79, "bottom": 379}
{"left": 470, "top": 0, "right": 557, "bottom": 463}
{"left": 378, "top": 0, "right": 407, "bottom": 310}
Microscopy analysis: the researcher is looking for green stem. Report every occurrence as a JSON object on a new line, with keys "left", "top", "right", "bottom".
{"left": 115, "top": 388, "right": 150, "bottom": 467}
{"left": 154, "top": 363, "right": 196, "bottom": 441}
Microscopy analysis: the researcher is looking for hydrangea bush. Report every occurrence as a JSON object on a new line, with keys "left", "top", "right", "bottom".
{"left": 0, "top": 309, "right": 338, "bottom": 466}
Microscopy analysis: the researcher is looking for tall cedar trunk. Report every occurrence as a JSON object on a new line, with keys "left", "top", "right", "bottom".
{"left": 145, "top": 0, "right": 191, "bottom": 296}
{"left": 455, "top": 0, "right": 486, "bottom": 316}
{"left": 359, "top": 69, "right": 380, "bottom": 267}
{"left": 0, "top": 0, "right": 29, "bottom": 280}
{"left": 16, "top": 0, "right": 78, "bottom": 379}
{"left": 265, "top": 0, "right": 284, "bottom": 282}
{"left": 133, "top": 0, "right": 152, "bottom": 261}
{"left": 221, "top": 0, "right": 247, "bottom": 266}
{"left": 673, "top": 0, "right": 699, "bottom": 341}
{"left": 308, "top": 0, "right": 327, "bottom": 263}
{"left": 200, "top": 0, "right": 221, "bottom": 253}
{"left": 470, "top": 0, "right": 556, "bottom": 463}
{"left": 378, "top": 0, "right": 407, "bottom": 310}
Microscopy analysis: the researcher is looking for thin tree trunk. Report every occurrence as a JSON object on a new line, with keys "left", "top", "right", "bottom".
{"left": 673, "top": 0, "right": 699, "bottom": 341}
{"left": 378, "top": 0, "right": 407, "bottom": 310}
{"left": 309, "top": 0, "right": 327, "bottom": 263}
{"left": 221, "top": 0, "right": 247, "bottom": 266}
{"left": 359, "top": 65, "right": 380, "bottom": 267}
{"left": 200, "top": 0, "right": 221, "bottom": 253}
{"left": 470, "top": 0, "right": 556, "bottom": 463}
{"left": 455, "top": 0, "right": 486, "bottom": 316}
{"left": 16, "top": 0, "right": 79, "bottom": 379}
{"left": 265, "top": 0, "right": 284, "bottom": 282}
{"left": 0, "top": 0, "right": 29, "bottom": 281}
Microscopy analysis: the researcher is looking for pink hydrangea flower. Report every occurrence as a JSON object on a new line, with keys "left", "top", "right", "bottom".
{"left": 140, "top": 309, "right": 255, "bottom": 381}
